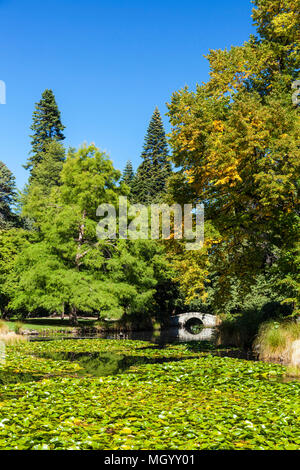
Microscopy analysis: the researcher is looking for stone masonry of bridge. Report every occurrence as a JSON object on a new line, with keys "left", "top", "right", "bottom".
{"left": 169, "top": 312, "right": 217, "bottom": 328}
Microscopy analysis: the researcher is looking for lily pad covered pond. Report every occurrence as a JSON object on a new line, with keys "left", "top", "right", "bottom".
{"left": 0, "top": 339, "right": 299, "bottom": 450}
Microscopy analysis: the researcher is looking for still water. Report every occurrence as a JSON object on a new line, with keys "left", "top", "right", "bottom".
{"left": 31, "top": 326, "right": 217, "bottom": 344}
{"left": 1, "top": 326, "right": 297, "bottom": 384}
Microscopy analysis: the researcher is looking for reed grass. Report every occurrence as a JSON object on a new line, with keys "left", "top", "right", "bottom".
{"left": 254, "top": 320, "right": 300, "bottom": 365}
{"left": 0, "top": 320, "right": 27, "bottom": 345}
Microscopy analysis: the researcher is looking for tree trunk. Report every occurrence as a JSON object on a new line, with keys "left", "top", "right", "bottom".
{"left": 69, "top": 306, "right": 78, "bottom": 326}
{"left": 61, "top": 302, "right": 65, "bottom": 320}
{"left": 75, "top": 210, "right": 87, "bottom": 270}
{"left": 2, "top": 308, "right": 11, "bottom": 320}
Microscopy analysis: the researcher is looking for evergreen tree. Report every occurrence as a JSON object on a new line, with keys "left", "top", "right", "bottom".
{"left": 132, "top": 107, "right": 172, "bottom": 204}
{"left": 32, "top": 141, "right": 65, "bottom": 190}
{"left": 25, "top": 89, "right": 65, "bottom": 178}
{"left": 0, "top": 161, "right": 17, "bottom": 229}
{"left": 121, "top": 160, "right": 134, "bottom": 187}
{"left": 21, "top": 141, "right": 66, "bottom": 228}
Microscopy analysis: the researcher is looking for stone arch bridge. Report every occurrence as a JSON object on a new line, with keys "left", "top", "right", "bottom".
{"left": 169, "top": 312, "right": 217, "bottom": 328}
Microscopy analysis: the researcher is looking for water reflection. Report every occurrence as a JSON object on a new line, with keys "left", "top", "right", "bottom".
{"left": 30, "top": 327, "right": 217, "bottom": 345}
{"left": 33, "top": 350, "right": 300, "bottom": 383}
{"left": 0, "top": 369, "right": 42, "bottom": 385}
{"left": 27, "top": 329, "right": 300, "bottom": 383}
{"left": 34, "top": 351, "right": 202, "bottom": 378}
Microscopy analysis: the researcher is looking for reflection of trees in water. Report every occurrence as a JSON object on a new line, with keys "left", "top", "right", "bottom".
{"left": 184, "top": 318, "right": 204, "bottom": 335}
{"left": 76, "top": 353, "right": 125, "bottom": 376}
{"left": 39, "top": 352, "right": 127, "bottom": 377}
{"left": 0, "top": 370, "right": 41, "bottom": 385}
{"left": 159, "top": 327, "right": 216, "bottom": 343}
{"left": 37, "top": 351, "right": 220, "bottom": 377}
{"left": 67, "top": 326, "right": 217, "bottom": 345}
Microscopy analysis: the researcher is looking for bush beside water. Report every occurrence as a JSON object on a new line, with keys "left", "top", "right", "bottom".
{"left": 254, "top": 321, "right": 300, "bottom": 371}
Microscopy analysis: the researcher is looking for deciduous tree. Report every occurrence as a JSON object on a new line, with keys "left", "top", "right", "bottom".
{"left": 167, "top": 0, "right": 300, "bottom": 311}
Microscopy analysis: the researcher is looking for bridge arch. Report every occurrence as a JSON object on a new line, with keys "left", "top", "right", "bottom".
{"left": 169, "top": 312, "right": 217, "bottom": 329}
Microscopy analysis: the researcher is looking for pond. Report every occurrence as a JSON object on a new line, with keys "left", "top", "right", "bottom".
{"left": 1, "top": 337, "right": 299, "bottom": 450}
{"left": 31, "top": 351, "right": 207, "bottom": 378}
{"left": 30, "top": 325, "right": 217, "bottom": 344}
{"left": 26, "top": 326, "right": 300, "bottom": 383}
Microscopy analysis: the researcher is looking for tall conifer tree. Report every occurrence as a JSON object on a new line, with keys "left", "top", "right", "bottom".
{"left": 121, "top": 160, "right": 135, "bottom": 187}
{"left": 33, "top": 141, "right": 65, "bottom": 190}
{"left": 0, "top": 161, "right": 17, "bottom": 228}
{"left": 132, "top": 107, "right": 172, "bottom": 203}
{"left": 25, "top": 89, "right": 65, "bottom": 179}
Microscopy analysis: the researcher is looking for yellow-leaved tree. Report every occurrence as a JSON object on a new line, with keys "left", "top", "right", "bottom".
{"left": 167, "top": 0, "right": 300, "bottom": 312}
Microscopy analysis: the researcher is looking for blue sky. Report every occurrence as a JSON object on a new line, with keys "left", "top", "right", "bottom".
{"left": 0, "top": 0, "right": 254, "bottom": 189}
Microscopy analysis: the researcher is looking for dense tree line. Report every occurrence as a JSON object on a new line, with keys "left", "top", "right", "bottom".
{"left": 0, "top": 0, "right": 299, "bottom": 326}
{"left": 0, "top": 94, "right": 177, "bottom": 324}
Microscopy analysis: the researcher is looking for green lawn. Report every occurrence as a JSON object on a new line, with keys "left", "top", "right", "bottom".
{"left": 6, "top": 318, "right": 98, "bottom": 332}
{"left": 0, "top": 339, "right": 299, "bottom": 450}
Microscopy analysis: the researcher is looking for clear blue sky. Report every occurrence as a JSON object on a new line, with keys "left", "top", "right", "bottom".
{"left": 0, "top": 0, "right": 254, "bottom": 189}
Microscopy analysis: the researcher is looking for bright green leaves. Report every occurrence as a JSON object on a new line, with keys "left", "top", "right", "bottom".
{"left": 0, "top": 339, "right": 299, "bottom": 450}
{"left": 4, "top": 143, "right": 173, "bottom": 322}
{"left": 0, "top": 162, "right": 18, "bottom": 230}
{"left": 60, "top": 144, "right": 121, "bottom": 218}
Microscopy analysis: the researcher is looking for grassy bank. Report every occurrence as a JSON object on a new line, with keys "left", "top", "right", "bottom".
{"left": 254, "top": 321, "right": 300, "bottom": 368}
{"left": 4, "top": 316, "right": 159, "bottom": 336}
{"left": 5, "top": 318, "right": 95, "bottom": 332}
{"left": 0, "top": 339, "right": 299, "bottom": 450}
{"left": 0, "top": 320, "right": 27, "bottom": 345}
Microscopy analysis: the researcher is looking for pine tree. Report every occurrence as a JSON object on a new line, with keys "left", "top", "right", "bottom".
{"left": 25, "top": 89, "right": 65, "bottom": 178}
{"left": 0, "top": 161, "right": 17, "bottom": 229}
{"left": 121, "top": 160, "right": 134, "bottom": 187}
{"left": 132, "top": 107, "right": 172, "bottom": 204}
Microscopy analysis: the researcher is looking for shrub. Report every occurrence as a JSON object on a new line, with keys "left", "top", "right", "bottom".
{"left": 0, "top": 320, "right": 9, "bottom": 334}
{"left": 13, "top": 321, "right": 24, "bottom": 334}
{"left": 0, "top": 320, "right": 27, "bottom": 345}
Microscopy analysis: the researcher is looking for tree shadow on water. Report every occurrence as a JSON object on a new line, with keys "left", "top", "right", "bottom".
{"left": 35, "top": 351, "right": 202, "bottom": 378}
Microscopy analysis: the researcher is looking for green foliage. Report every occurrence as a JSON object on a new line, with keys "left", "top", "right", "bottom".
{"left": 31, "top": 140, "right": 65, "bottom": 190}
{"left": 0, "top": 162, "right": 18, "bottom": 229}
{"left": 3, "top": 0, "right": 298, "bottom": 330}
{"left": 25, "top": 89, "right": 65, "bottom": 179}
{"left": 121, "top": 161, "right": 134, "bottom": 188}
{"left": 5, "top": 144, "right": 173, "bottom": 324}
{"left": 0, "top": 228, "right": 29, "bottom": 316}
{"left": 13, "top": 321, "right": 23, "bottom": 334}
{"left": 21, "top": 141, "right": 66, "bottom": 228}
{"left": 131, "top": 108, "right": 172, "bottom": 204}
{"left": 213, "top": 274, "right": 294, "bottom": 348}
{"left": 254, "top": 320, "right": 300, "bottom": 362}
{"left": 59, "top": 144, "right": 122, "bottom": 217}
{"left": 167, "top": 0, "right": 300, "bottom": 312}
{"left": 0, "top": 339, "right": 299, "bottom": 449}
